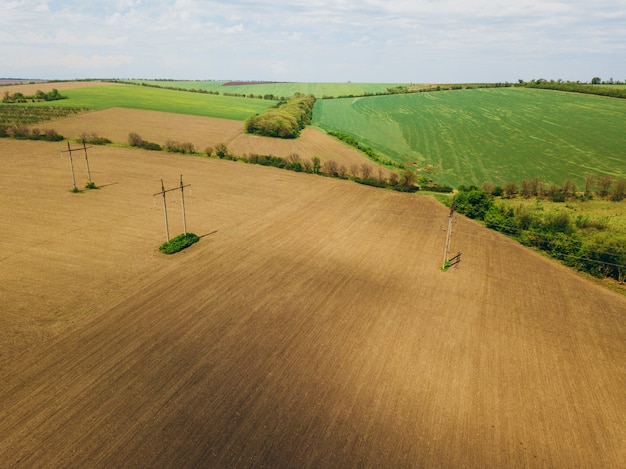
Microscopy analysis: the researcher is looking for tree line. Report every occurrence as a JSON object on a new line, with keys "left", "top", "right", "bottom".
{"left": 244, "top": 93, "right": 316, "bottom": 139}
{"left": 476, "top": 175, "right": 625, "bottom": 203}
{"left": 520, "top": 79, "right": 626, "bottom": 99}
{"left": 2, "top": 88, "right": 67, "bottom": 103}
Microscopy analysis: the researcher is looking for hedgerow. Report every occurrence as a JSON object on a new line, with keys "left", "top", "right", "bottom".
{"left": 453, "top": 187, "right": 626, "bottom": 282}
{"left": 245, "top": 93, "right": 315, "bottom": 139}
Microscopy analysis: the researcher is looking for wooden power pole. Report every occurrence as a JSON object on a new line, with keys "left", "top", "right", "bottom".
{"left": 153, "top": 175, "right": 192, "bottom": 242}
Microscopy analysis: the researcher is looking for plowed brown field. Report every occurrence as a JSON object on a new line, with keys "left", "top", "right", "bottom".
{"left": 50, "top": 108, "right": 389, "bottom": 176}
{"left": 0, "top": 139, "right": 624, "bottom": 468}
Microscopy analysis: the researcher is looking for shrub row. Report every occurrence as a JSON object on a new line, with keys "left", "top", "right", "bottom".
{"left": 522, "top": 79, "right": 626, "bottom": 99}
{"left": 244, "top": 93, "right": 315, "bottom": 139}
{"left": 79, "top": 132, "right": 111, "bottom": 145}
{"left": 327, "top": 131, "right": 403, "bottom": 169}
{"left": 477, "top": 175, "right": 626, "bottom": 202}
{"left": 0, "top": 124, "right": 63, "bottom": 141}
{"left": 128, "top": 132, "right": 162, "bottom": 151}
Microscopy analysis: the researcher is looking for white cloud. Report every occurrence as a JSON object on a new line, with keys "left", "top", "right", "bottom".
{"left": 0, "top": 0, "right": 624, "bottom": 81}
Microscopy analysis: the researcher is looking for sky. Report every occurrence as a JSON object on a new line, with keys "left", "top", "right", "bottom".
{"left": 1, "top": 0, "right": 625, "bottom": 83}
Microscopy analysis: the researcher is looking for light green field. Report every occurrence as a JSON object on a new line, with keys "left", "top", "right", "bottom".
{"left": 132, "top": 80, "right": 406, "bottom": 98}
{"left": 32, "top": 84, "right": 273, "bottom": 121}
{"left": 312, "top": 87, "right": 626, "bottom": 188}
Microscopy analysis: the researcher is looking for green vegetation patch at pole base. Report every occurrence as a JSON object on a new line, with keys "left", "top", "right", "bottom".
{"left": 159, "top": 233, "right": 199, "bottom": 255}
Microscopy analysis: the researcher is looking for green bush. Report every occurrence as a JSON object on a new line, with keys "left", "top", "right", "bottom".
{"left": 453, "top": 189, "right": 494, "bottom": 220}
{"left": 159, "top": 232, "right": 199, "bottom": 254}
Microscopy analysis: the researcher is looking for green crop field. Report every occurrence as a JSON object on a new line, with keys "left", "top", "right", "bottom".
{"left": 29, "top": 84, "right": 273, "bottom": 121}
{"left": 132, "top": 80, "right": 406, "bottom": 98}
{"left": 312, "top": 87, "right": 626, "bottom": 188}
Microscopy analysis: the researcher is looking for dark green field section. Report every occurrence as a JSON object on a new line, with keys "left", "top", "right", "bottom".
{"left": 31, "top": 84, "right": 273, "bottom": 121}
{"left": 313, "top": 88, "right": 626, "bottom": 187}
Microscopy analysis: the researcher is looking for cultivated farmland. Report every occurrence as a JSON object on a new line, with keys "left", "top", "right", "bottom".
{"left": 130, "top": 80, "right": 406, "bottom": 98}
{"left": 313, "top": 87, "right": 626, "bottom": 187}
{"left": 17, "top": 83, "right": 274, "bottom": 121}
{"left": 0, "top": 136, "right": 625, "bottom": 467}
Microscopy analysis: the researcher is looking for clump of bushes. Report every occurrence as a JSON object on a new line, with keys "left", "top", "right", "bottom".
{"left": 79, "top": 132, "right": 111, "bottom": 145}
{"left": 0, "top": 125, "right": 63, "bottom": 141}
{"left": 244, "top": 93, "right": 315, "bottom": 139}
{"left": 164, "top": 140, "right": 195, "bottom": 154}
{"left": 159, "top": 232, "right": 199, "bottom": 254}
{"left": 128, "top": 132, "right": 162, "bottom": 151}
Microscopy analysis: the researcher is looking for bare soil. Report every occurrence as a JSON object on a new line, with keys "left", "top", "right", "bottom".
{"left": 0, "top": 138, "right": 624, "bottom": 468}
{"left": 0, "top": 80, "right": 113, "bottom": 95}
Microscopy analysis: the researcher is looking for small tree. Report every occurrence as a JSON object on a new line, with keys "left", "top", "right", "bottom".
{"left": 610, "top": 178, "right": 626, "bottom": 202}
{"left": 311, "top": 156, "right": 321, "bottom": 174}
{"left": 480, "top": 182, "right": 495, "bottom": 195}
{"left": 502, "top": 181, "right": 518, "bottom": 198}
{"left": 360, "top": 163, "right": 372, "bottom": 180}
{"left": 562, "top": 179, "right": 576, "bottom": 198}
{"left": 596, "top": 174, "right": 613, "bottom": 198}
{"left": 399, "top": 168, "right": 416, "bottom": 190}
{"left": 583, "top": 174, "right": 595, "bottom": 198}
{"left": 215, "top": 143, "right": 228, "bottom": 159}
{"left": 322, "top": 160, "right": 338, "bottom": 176}
{"left": 128, "top": 132, "right": 144, "bottom": 147}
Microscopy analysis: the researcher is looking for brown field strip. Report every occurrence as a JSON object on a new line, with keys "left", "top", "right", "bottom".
{"left": 0, "top": 80, "right": 114, "bottom": 95}
{"left": 49, "top": 107, "right": 390, "bottom": 175}
{"left": 0, "top": 139, "right": 625, "bottom": 467}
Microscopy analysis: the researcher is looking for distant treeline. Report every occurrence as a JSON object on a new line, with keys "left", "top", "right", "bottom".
{"left": 520, "top": 79, "right": 626, "bottom": 99}
{"left": 109, "top": 79, "right": 285, "bottom": 100}
{"left": 244, "top": 94, "right": 315, "bottom": 139}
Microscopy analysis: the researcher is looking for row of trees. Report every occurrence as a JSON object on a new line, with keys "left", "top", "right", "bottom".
{"left": 204, "top": 144, "right": 422, "bottom": 192}
{"left": 244, "top": 93, "right": 316, "bottom": 139}
{"left": 2, "top": 88, "right": 67, "bottom": 103}
{"left": 520, "top": 79, "right": 626, "bottom": 99}
{"left": 0, "top": 123, "right": 63, "bottom": 141}
{"left": 477, "top": 175, "right": 626, "bottom": 202}
{"left": 452, "top": 188, "right": 626, "bottom": 282}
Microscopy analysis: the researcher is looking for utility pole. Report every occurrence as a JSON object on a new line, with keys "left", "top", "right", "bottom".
{"left": 442, "top": 204, "right": 454, "bottom": 269}
{"left": 65, "top": 142, "right": 77, "bottom": 191}
{"left": 180, "top": 174, "right": 187, "bottom": 235}
{"left": 62, "top": 141, "right": 94, "bottom": 190}
{"left": 153, "top": 175, "right": 192, "bottom": 242}
{"left": 82, "top": 139, "right": 92, "bottom": 184}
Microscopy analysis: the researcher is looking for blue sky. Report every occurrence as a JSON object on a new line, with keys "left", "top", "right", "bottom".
{"left": 1, "top": 0, "right": 625, "bottom": 83}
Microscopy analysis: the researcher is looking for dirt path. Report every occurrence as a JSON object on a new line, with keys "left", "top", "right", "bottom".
{"left": 0, "top": 140, "right": 624, "bottom": 467}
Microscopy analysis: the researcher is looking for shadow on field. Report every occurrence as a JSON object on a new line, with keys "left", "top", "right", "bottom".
{"left": 199, "top": 230, "right": 218, "bottom": 238}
